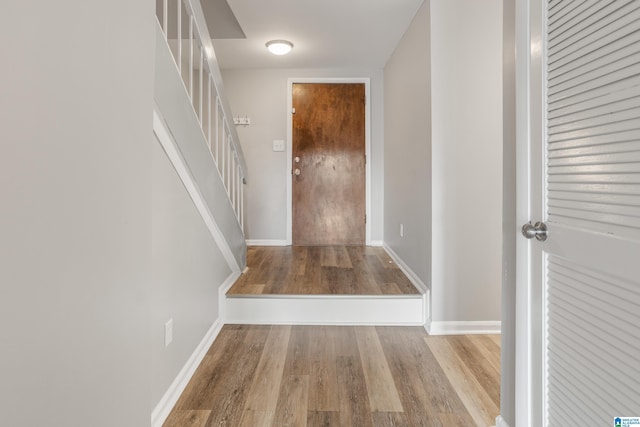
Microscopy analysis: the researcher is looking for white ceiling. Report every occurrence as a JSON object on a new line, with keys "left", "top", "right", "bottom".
{"left": 209, "top": 0, "right": 424, "bottom": 69}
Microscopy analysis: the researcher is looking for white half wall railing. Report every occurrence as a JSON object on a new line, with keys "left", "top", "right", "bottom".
{"left": 156, "top": 0, "right": 247, "bottom": 232}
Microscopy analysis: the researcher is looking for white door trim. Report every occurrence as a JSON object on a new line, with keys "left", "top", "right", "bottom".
{"left": 515, "top": 0, "right": 545, "bottom": 425}
{"left": 286, "top": 77, "right": 372, "bottom": 245}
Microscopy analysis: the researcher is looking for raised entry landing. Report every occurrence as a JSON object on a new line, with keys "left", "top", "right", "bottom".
{"left": 225, "top": 246, "right": 426, "bottom": 325}
{"left": 228, "top": 246, "right": 420, "bottom": 295}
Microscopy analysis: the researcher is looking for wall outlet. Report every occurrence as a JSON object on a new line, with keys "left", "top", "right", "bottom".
{"left": 273, "top": 139, "right": 285, "bottom": 152}
{"left": 164, "top": 318, "right": 173, "bottom": 347}
{"left": 400, "top": 223, "right": 404, "bottom": 237}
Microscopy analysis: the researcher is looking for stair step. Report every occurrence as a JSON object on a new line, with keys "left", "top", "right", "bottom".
{"left": 225, "top": 294, "right": 426, "bottom": 325}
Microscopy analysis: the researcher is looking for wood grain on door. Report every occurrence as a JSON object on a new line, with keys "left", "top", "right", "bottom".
{"left": 292, "top": 83, "right": 366, "bottom": 245}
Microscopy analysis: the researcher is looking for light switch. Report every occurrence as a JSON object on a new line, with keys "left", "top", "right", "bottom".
{"left": 273, "top": 140, "right": 285, "bottom": 152}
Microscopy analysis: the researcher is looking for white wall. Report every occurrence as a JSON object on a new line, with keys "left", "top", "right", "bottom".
{"left": 151, "top": 138, "right": 232, "bottom": 406}
{"left": 150, "top": 25, "right": 247, "bottom": 419}
{"left": 430, "top": 0, "right": 503, "bottom": 322}
{"left": 383, "top": 0, "right": 502, "bottom": 327}
{"left": 221, "top": 68, "right": 385, "bottom": 244}
{"left": 0, "top": 1, "right": 155, "bottom": 425}
{"left": 0, "top": 5, "right": 246, "bottom": 425}
{"left": 383, "top": 1, "right": 432, "bottom": 288}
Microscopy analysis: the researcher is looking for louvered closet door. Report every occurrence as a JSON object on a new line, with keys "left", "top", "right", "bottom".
{"left": 542, "top": 0, "right": 640, "bottom": 425}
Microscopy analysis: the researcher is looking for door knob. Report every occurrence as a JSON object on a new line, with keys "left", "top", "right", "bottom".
{"left": 521, "top": 221, "right": 548, "bottom": 241}
{"left": 294, "top": 156, "right": 300, "bottom": 163}
{"left": 294, "top": 168, "right": 301, "bottom": 176}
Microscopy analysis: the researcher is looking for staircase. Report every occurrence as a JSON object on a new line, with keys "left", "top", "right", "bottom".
{"left": 154, "top": 0, "right": 427, "bottom": 328}
{"left": 154, "top": 0, "right": 248, "bottom": 271}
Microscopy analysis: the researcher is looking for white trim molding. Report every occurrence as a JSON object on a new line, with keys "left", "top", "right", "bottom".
{"left": 153, "top": 108, "right": 240, "bottom": 272}
{"left": 152, "top": 271, "right": 239, "bottom": 427}
{"left": 382, "top": 243, "right": 429, "bottom": 293}
{"left": 426, "top": 320, "right": 502, "bottom": 336}
{"left": 369, "top": 240, "right": 384, "bottom": 247}
{"left": 382, "top": 243, "right": 430, "bottom": 325}
{"left": 383, "top": 243, "right": 502, "bottom": 335}
{"left": 151, "top": 319, "right": 223, "bottom": 427}
{"left": 286, "top": 77, "right": 372, "bottom": 245}
{"left": 245, "top": 239, "right": 288, "bottom": 246}
{"left": 225, "top": 295, "right": 424, "bottom": 325}
{"left": 495, "top": 415, "right": 511, "bottom": 427}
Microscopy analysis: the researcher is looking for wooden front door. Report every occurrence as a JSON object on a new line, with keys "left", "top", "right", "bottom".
{"left": 292, "top": 83, "right": 366, "bottom": 245}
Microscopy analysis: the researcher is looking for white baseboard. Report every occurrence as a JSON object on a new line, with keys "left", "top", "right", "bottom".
{"left": 495, "top": 415, "right": 510, "bottom": 427}
{"left": 382, "top": 243, "right": 502, "bottom": 335}
{"left": 245, "top": 239, "right": 288, "bottom": 246}
{"left": 151, "top": 318, "right": 223, "bottom": 427}
{"left": 382, "top": 243, "right": 429, "bottom": 293}
{"left": 382, "top": 243, "right": 430, "bottom": 325}
{"left": 246, "top": 240, "right": 384, "bottom": 247}
{"left": 151, "top": 271, "right": 239, "bottom": 427}
{"left": 226, "top": 295, "right": 425, "bottom": 325}
{"left": 426, "top": 320, "right": 501, "bottom": 335}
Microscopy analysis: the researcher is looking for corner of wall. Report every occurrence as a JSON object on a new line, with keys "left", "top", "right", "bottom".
{"left": 427, "top": 321, "right": 501, "bottom": 336}
{"left": 382, "top": 0, "right": 432, "bottom": 292}
{"left": 151, "top": 270, "right": 240, "bottom": 427}
{"left": 383, "top": 243, "right": 429, "bottom": 294}
{"left": 495, "top": 415, "right": 511, "bottom": 427}
{"left": 151, "top": 319, "right": 223, "bottom": 427}
{"left": 429, "top": 0, "right": 503, "bottom": 326}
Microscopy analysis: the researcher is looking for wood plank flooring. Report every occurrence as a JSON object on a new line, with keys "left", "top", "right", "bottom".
{"left": 164, "top": 326, "right": 500, "bottom": 427}
{"left": 227, "top": 246, "right": 420, "bottom": 296}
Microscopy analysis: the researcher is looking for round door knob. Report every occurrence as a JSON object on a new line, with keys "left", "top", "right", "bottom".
{"left": 521, "top": 221, "right": 548, "bottom": 242}
{"left": 294, "top": 168, "right": 301, "bottom": 176}
{"left": 294, "top": 156, "right": 300, "bottom": 163}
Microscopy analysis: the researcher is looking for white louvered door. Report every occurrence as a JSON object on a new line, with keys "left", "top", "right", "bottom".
{"left": 523, "top": 0, "right": 640, "bottom": 425}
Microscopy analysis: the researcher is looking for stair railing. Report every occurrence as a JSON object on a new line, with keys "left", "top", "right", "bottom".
{"left": 156, "top": 0, "right": 247, "bottom": 232}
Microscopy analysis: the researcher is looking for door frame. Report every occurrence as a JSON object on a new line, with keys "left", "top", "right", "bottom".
{"left": 286, "top": 77, "right": 372, "bottom": 245}
{"left": 514, "top": 0, "right": 545, "bottom": 425}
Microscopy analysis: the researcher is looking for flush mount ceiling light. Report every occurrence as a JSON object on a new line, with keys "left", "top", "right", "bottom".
{"left": 266, "top": 40, "right": 293, "bottom": 55}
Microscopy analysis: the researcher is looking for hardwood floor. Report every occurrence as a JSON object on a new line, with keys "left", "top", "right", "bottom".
{"left": 227, "top": 246, "right": 421, "bottom": 296}
{"left": 164, "top": 326, "right": 500, "bottom": 427}
{"left": 172, "top": 247, "right": 499, "bottom": 425}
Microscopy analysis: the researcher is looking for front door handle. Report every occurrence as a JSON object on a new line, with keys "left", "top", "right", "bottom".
{"left": 521, "top": 221, "right": 548, "bottom": 242}
{"left": 294, "top": 168, "right": 301, "bottom": 176}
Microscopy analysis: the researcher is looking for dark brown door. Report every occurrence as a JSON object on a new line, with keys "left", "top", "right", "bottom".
{"left": 292, "top": 83, "right": 366, "bottom": 245}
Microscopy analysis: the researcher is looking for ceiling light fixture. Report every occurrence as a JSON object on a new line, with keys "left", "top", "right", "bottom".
{"left": 266, "top": 40, "right": 293, "bottom": 55}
